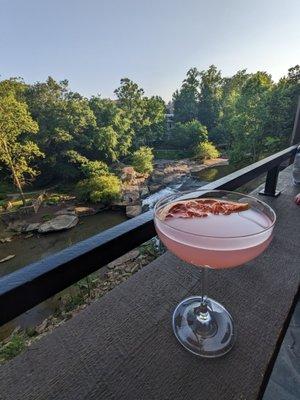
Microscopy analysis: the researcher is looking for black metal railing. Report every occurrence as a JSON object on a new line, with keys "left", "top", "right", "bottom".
{"left": 0, "top": 143, "right": 298, "bottom": 326}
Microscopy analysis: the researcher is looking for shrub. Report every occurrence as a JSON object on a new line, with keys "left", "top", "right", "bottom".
{"left": 195, "top": 141, "right": 220, "bottom": 161}
{"left": 0, "top": 333, "right": 26, "bottom": 363}
{"left": 76, "top": 174, "right": 121, "bottom": 204}
{"left": 46, "top": 195, "right": 60, "bottom": 205}
{"left": 81, "top": 160, "right": 109, "bottom": 178}
{"left": 132, "top": 146, "right": 154, "bottom": 174}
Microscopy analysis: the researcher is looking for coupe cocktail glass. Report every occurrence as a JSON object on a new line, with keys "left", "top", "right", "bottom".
{"left": 154, "top": 190, "right": 276, "bottom": 358}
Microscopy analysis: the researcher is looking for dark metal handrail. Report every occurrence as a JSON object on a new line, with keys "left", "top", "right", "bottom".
{"left": 0, "top": 144, "right": 298, "bottom": 326}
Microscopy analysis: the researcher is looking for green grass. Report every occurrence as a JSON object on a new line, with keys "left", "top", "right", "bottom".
{"left": 0, "top": 333, "right": 26, "bottom": 363}
{"left": 154, "top": 149, "right": 192, "bottom": 160}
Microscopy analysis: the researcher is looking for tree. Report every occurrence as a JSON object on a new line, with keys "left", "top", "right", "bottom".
{"left": 173, "top": 68, "right": 200, "bottom": 123}
{"left": 261, "top": 65, "right": 300, "bottom": 152}
{"left": 66, "top": 150, "right": 109, "bottom": 178}
{"left": 115, "top": 79, "right": 166, "bottom": 148}
{"left": 25, "top": 77, "right": 96, "bottom": 181}
{"left": 136, "top": 96, "right": 166, "bottom": 146}
{"left": 198, "top": 65, "right": 223, "bottom": 131}
{"left": 228, "top": 72, "right": 273, "bottom": 165}
{"left": 210, "top": 70, "right": 249, "bottom": 146}
{"left": 89, "top": 97, "right": 133, "bottom": 161}
{"left": 169, "top": 120, "right": 208, "bottom": 149}
{"left": 0, "top": 77, "right": 27, "bottom": 99}
{"left": 0, "top": 94, "right": 42, "bottom": 204}
{"left": 131, "top": 146, "right": 154, "bottom": 174}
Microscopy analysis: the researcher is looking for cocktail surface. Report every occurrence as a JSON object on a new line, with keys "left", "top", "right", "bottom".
{"left": 155, "top": 199, "right": 273, "bottom": 268}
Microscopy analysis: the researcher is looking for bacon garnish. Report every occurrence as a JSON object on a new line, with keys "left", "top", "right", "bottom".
{"left": 158, "top": 198, "right": 249, "bottom": 221}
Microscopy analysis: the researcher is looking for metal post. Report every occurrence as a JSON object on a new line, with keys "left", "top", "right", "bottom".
{"left": 259, "top": 166, "right": 281, "bottom": 197}
{"left": 291, "top": 97, "right": 300, "bottom": 146}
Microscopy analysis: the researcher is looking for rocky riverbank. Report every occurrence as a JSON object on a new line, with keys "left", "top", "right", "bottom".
{"left": 117, "top": 157, "right": 228, "bottom": 218}
{"left": 0, "top": 157, "right": 228, "bottom": 262}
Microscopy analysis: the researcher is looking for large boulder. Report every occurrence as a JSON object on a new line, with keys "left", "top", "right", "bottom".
{"left": 126, "top": 205, "right": 142, "bottom": 218}
{"left": 121, "top": 166, "right": 136, "bottom": 182}
{"left": 23, "top": 222, "right": 41, "bottom": 233}
{"left": 74, "top": 206, "right": 97, "bottom": 217}
{"left": 38, "top": 215, "right": 78, "bottom": 233}
{"left": 148, "top": 184, "right": 163, "bottom": 193}
{"left": 54, "top": 208, "right": 76, "bottom": 216}
{"left": 140, "top": 185, "right": 149, "bottom": 197}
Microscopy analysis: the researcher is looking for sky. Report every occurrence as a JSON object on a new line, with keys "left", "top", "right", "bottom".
{"left": 0, "top": 0, "right": 299, "bottom": 101}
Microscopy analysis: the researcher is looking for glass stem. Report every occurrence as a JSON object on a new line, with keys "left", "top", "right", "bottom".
{"left": 194, "top": 266, "right": 210, "bottom": 323}
{"left": 200, "top": 266, "right": 207, "bottom": 305}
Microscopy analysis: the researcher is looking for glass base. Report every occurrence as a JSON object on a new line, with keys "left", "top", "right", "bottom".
{"left": 172, "top": 296, "right": 235, "bottom": 358}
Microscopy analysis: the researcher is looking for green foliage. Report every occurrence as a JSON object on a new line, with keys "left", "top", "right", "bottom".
{"left": 0, "top": 65, "right": 298, "bottom": 193}
{"left": 0, "top": 93, "right": 43, "bottom": 203}
{"left": 81, "top": 160, "right": 109, "bottom": 178}
{"left": 66, "top": 149, "right": 109, "bottom": 178}
{"left": 89, "top": 97, "right": 133, "bottom": 161}
{"left": 198, "top": 65, "right": 223, "bottom": 131}
{"left": 46, "top": 195, "right": 60, "bottom": 205}
{"left": 131, "top": 146, "right": 154, "bottom": 174}
{"left": 195, "top": 141, "right": 220, "bottom": 161}
{"left": 0, "top": 333, "right": 26, "bottom": 363}
{"left": 75, "top": 174, "right": 121, "bottom": 204}
{"left": 42, "top": 214, "right": 53, "bottom": 221}
{"left": 115, "top": 79, "right": 166, "bottom": 147}
{"left": 173, "top": 68, "right": 200, "bottom": 123}
{"left": 169, "top": 120, "right": 208, "bottom": 149}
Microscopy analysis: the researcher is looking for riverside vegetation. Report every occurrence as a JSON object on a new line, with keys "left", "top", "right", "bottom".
{"left": 0, "top": 65, "right": 299, "bottom": 206}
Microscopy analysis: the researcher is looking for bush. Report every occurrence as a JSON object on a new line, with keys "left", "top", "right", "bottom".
{"left": 195, "top": 141, "right": 220, "bottom": 161}
{"left": 81, "top": 160, "right": 109, "bottom": 178}
{"left": 0, "top": 333, "right": 26, "bottom": 363}
{"left": 132, "top": 146, "right": 154, "bottom": 174}
{"left": 76, "top": 174, "right": 121, "bottom": 204}
{"left": 46, "top": 195, "right": 60, "bottom": 205}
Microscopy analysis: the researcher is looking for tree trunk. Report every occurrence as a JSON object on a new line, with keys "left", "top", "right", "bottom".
{"left": 3, "top": 141, "right": 26, "bottom": 206}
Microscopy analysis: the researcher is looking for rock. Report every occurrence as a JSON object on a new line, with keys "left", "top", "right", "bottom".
{"left": 140, "top": 186, "right": 149, "bottom": 197}
{"left": 54, "top": 208, "right": 76, "bottom": 216}
{"left": 22, "top": 222, "right": 41, "bottom": 232}
{"left": 123, "top": 190, "right": 140, "bottom": 205}
{"left": 35, "top": 319, "right": 48, "bottom": 334}
{"left": 126, "top": 205, "right": 142, "bottom": 218}
{"left": 190, "top": 165, "right": 206, "bottom": 173}
{"left": 0, "top": 237, "right": 13, "bottom": 243}
{"left": 8, "top": 220, "right": 27, "bottom": 233}
{"left": 0, "top": 255, "right": 15, "bottom": 263}
{"left": 107, "top": 249, "right": 140, "bottom": 269}
{"left": 74, "top": 206, "right": 97, "bottom": 217}
{"left": 24, "top": 233, "right": 34, "bottom": 239}
{"left": 2, "top": 201, "right": 12, "bottom": 211}
{"left": 151, "top": 171, "right": 165, "bottom": 183}
{"left": 149, "top": 184, "right": 163, "bottom": 193}
{"left": 114, "top": 189, "right": 140, "bottom": 207}
{"left": 121, "top": 166, "right": 136, "bottom": 181}
{"left": 38, "top": 214, "right": 79, "bottom": 233}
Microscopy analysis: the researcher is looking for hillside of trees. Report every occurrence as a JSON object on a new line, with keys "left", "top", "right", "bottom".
{"left": 0, "top": 65, "right": 299, "bottom": 202}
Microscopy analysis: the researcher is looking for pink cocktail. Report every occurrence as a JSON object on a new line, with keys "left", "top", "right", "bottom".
{"left": 154, "top": 190, "right": 276, "bottom": 357}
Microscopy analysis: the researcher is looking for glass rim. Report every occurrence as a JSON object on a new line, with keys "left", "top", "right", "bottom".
{"left": 154, "top": 189, "right": 276, "bottom": 239}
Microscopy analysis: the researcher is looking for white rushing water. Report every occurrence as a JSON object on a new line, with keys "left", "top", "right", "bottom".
{"left": 142, "top": 186, "right": 180, "bottom": 209}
